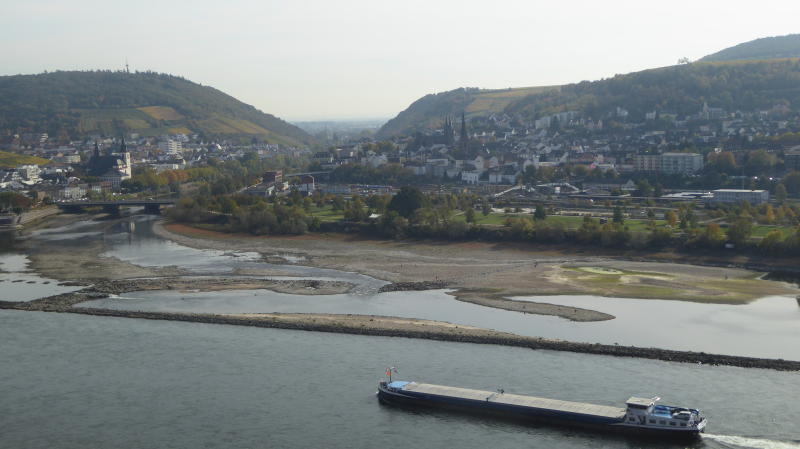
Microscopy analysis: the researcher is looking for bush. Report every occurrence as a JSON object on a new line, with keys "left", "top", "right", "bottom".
{"left": 442, "top": 218, "right": 469, "bottom": 238}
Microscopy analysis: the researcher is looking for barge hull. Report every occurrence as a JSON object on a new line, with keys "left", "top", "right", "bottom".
{"left": 377, "top": 386, "right": 701, "bottom": 438}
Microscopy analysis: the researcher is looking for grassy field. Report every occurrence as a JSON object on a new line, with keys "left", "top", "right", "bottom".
{"left": 138, "top": 106, "right": 185, "bottom": 121}
{"left": 167, "top": 127, "right": 194, "bottom": 135}
{"left": 464, "top": 86, "right": 561, "bottom": 116}
{"left": 0, "top": 150, "right": 50, "bottom": 167}
{"left": 76, "top": 108, "right": 154, "bottom": 131}
{"left": 751, "top": 224, "right": 796, "bottom": 237}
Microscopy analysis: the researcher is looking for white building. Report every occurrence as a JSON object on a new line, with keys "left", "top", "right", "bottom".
{"left": 158, "top": 140, "right": 182, "bottom": 156}
{"left": 323, "top": 185, "right": 351, "bottom": 195}
{"left": 461, "top": 170, "right": 482, "bottom": 185}
{"left": 16, "top": 164, "right": 41, "bottom": 182}
{"left": 707, "top": 189, "right": 770, "bottom": 205}
{"left": 300, "top": 175, "right": 315, "bottom": 192}
{"left": 633, "top": 153, "right": 703, "bottom": 175}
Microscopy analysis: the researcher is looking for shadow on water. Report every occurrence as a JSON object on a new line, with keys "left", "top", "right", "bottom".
{"left": 0, "top": 230, "right": 17, "bottom": 253}
{"left": 764, "top": 272, "right": 800, "bottom": 287}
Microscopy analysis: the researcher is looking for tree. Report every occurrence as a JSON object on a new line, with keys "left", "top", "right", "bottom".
{"left": 708, "top": 151, "right": 736, "bottom": 173}
{"left": 726, "top": 218, "right": 753, "bottom": 247}
{"left": 777, "top": 184, "right": 788, "bottom": 202}
{"left": 655, "top": 183, "right": 664, "bottom": 198}
{"left": 764, "top": 204, "right": 775, "bottom": 223}
{"left": 220, "top": 197, "right": 238, "bottom": 215}
{"left": 481, "top": 198, "right": 491, "bottom": 217}
{"left": 667, "top": 211, "right": 678, "bottom": 227}
{"left": 636, "top": 180, "right": 652, "bottom": 197}
{"left": 549, "top": 116, "right": 561, "bottom": 132}
{"left": 612, "top": 206, "right": 624, "bottom": 224}
{"left": 533, "top": 204, "right": 547, "bottom": 221}
{"left": 758, "top": 230, "right": 783, "bottom": 253}
{"left": 705, "top": 223, "right": 724, "bottom": 246}
{"left": 745, "top": 149, "right": 772, "bottom": 174}
{"left": 465, "top": 207, "right": 476, "bottom": 223}
{"left": 603, "top": 199, "right": 611, "bottom": 209}
{"left": 387, "top": 186, "right": 428, "bottom": 218}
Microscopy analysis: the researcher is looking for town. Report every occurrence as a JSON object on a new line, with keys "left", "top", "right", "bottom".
{"left": 2, "top": 99, "right": 798, "bottom": 207}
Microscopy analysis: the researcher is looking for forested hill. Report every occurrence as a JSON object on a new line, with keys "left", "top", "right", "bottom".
{"left": 0, "top": 71, "right": 314, "bottom": 146}
{"left": 700, "top": 34, "right": 800, "bottom": 62}
{"left": 502, "top": 59, "right": 800, "bottom": 123}
{"left": 376, "top": 86, "right": 559, "bottom": 139}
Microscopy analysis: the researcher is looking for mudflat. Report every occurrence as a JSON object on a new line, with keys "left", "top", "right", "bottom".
{"left": 155, "top": 222, "right": 798, "bottom": 305}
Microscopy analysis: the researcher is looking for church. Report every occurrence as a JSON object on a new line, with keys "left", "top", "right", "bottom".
{"left": 414, "top": 116, "right": 456, "bottom": 147}
{"left": 86, "top": 137, "right": 132, "bottom": 189}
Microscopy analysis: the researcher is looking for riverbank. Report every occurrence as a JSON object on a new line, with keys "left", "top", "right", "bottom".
{"left": 154, "top": 221, "right": 798, "bottom": 304}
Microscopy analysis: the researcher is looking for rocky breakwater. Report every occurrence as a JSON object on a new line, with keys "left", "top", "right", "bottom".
{"left": 3, "top": 283, "right": 800, "bottom": 371}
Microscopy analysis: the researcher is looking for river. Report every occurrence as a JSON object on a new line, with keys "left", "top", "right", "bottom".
{"left": 2, "top": 309, "right": 799, "bottom": 449}
{"left": 2, "top": 214, "right": 800, "bottom": 448}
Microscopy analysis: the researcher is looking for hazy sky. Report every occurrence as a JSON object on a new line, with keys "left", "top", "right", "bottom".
{"left": 2, "top": 0, "right": 798, "bottom": 121}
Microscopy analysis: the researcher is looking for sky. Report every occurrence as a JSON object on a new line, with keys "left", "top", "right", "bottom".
{"left": 1, "top": 0, "right": 798, "bottom": 122}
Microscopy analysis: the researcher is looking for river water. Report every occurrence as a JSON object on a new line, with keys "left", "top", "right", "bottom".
{"left": 2, "top": 309, "right": 799, "bottom": 449}
{"left": 2, "top": 214, "right": 800, "bottom": 448}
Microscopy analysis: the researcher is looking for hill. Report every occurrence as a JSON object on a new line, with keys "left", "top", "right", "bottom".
{"left": 0, "top": 150, "right": 50, "bottom": 168}
{"left": 502, "top": 59, "right": 800, "bottom": 123}
{"left": 0, "top": 71, "right": 315, "bottom": 146}
{"left": 376, "top": 86, "right": 559, "bottom": 139}
{"left": 700, "top": 34, "right": 800, "bottom": 62}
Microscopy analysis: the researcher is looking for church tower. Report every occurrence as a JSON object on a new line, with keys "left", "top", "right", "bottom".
{"left": 458, "top": 111, "right": 469, "bottom": 155}
{"left": 93, "top": 140, "right": 100, "bottom": 158}
{"left": 445, "top": 116, "right": 455, "bottom": 147}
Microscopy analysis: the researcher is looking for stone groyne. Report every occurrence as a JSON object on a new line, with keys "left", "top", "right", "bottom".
{"left": 2, "top": 279, "right": 798, "bottom": 372}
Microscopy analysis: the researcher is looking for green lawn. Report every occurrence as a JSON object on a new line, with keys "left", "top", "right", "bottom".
{"left": 750, "top": 225, "right": 796, "bottom": 238}
{"left": 307, "top": 205, "right": 345, "bottom": 221}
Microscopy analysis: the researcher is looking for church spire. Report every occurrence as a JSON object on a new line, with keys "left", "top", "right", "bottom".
{"left": 120, "top": 135, "right": 127, "bottom": 153}
{"left": 94, "top": 140, "right": 100, "bottom": 158}
{"left": 459, "top": 111, "right": 469, "bottom": 155}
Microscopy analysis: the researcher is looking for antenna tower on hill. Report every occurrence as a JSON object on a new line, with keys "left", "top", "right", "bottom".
{"left": 125, "top": 58, "right": 130, "bottom": 74}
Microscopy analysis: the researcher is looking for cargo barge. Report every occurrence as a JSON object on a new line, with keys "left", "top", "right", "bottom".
{"left": 377, "top": 376, "right": 706, "bottom": 437}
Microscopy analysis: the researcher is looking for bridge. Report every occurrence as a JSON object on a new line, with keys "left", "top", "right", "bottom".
{"left": 57, "top": 200, "right": 178, "bottom": 214}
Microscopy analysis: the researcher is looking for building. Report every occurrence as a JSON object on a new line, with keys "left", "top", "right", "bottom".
{"left": 700, "top": 102, "right": 727, "bottom": 120}
{"left": 583, "top": 178, "right": 636, "bottom": 191}
{"left": 100, "top": 170, "right": 131, "bottom": 189}
{"left": 458, "top": 111, "right": 469, "bottom": 156}
{"left": 300, "top": 175, "right": 315, "bottom": 192}
{"left": 707, "top": 189, "right": 769, "bottom": 205}
{"left": 785, "top": 146, "right": 800, "bottom": 171}
{"left": 157, "top": 139, "right": 182, "bottom": 156}
{"left": 322, "top": 185, "right": 351, "bottom": 195}
{"left": 414, "top": 116, "right": 455, "bottom": 147}
{"left": 659, "top": 153, "right": 703, "bottom": 174}
{"left": 16, "top": 164, "right": 41, "bottom": 182}
{"left": 263, "top": 171, "right": 282, "bottom": 183}
{"left": 242, "top": 183, "right": 276, "bottom": 197}
{"left": 86, "top": 139, "right": 132, "bottom": 177}
{"left": 461, "top": 170, "right": 481, "bottom": 185}
{"left": 633, "top": 153, "right": 702, "bottom": 175}
{"left": 51, "top": 154, "right": 81, "bottom": 164}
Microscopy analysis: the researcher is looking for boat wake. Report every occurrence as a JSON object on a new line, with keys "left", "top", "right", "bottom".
{"left": 704, "top": 434, "right": 800, "bottom": 449}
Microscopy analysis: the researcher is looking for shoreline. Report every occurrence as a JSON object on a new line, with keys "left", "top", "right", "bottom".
{"left": 9, "top": 214, "right": 800, "bottom": 370}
